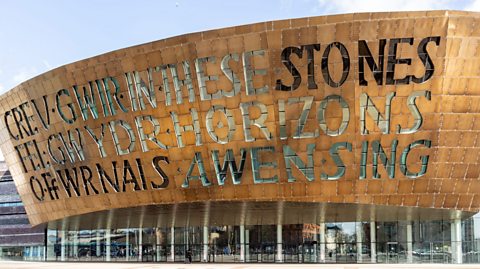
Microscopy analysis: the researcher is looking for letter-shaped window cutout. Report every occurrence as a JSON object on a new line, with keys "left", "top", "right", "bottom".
{"left": 317, "top": 95, "right": 350, "bottom": 136}
{"left": 283, "top": 143, "right": 315, "bottom": 182}
{"left": 206, "top": 105, "right": 236, "bottom": 144}
{"left": 321, "top": 142, "right": 352, "bottom": 180}
{"left": 400, "top": 139, "right": 431, "bottom": 178}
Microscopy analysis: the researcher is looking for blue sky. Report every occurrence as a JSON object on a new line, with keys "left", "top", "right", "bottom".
{"left": 0, "top": 0, "right": 477, "bottom": 93}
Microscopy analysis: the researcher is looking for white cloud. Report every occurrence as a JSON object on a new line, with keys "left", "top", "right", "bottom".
{"left": 12, "top": 67, "right": 38, "bottom": 85}
{"left": 0, "top": 84, "right": 4, "bottom": 93}
{"left": 42, "top": 60, "right": 52, "bottom": 70}
{"left": 316, "top": 0, "right": 459, "bottom": 14}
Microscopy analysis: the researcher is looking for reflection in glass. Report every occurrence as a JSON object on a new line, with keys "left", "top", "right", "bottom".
{"left": 38, "top": 213, "right": 480, "bottom": 264}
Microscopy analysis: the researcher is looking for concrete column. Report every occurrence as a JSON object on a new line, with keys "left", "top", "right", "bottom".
{"left": 96, "top": 230, "right": 101, "bottom": 257}
{"left": 73, "top": 231, "right": 78, "bottom": 259}
{"left": 203, "top": 226, "right": 208, "bottom": 262}
{"left": 407, "top": 222, "right": 413, "bottom": 263}
{"left": 240, "top": 225, "right": 245, "bottom": 262}
{"left": 451, "top": 218, "right": 463, "bottom": 264}
{"left": 60, "top": 230, "right": 66, "bottom": 261}
{"left": 139, "top": 229, "right": 143, "bottom": 261}
{"left": 126, "top": 229, "right": 130, "bottom": 261}
{"left": 156, "top": 228, "right": 161, "bottom": 262}
{"left": 312, "top": 225, "right": 317, "bottom": 262}
{"left": 370, "top": 221, "right": 376, "bottom": 263}
{"left": 276, "top": 224, "right": 283, "bottom": 262}
{"left": 106, "top": 229, "right": 111, "bottom": 262}
{"left": 356, "top": 222, "right": 363, "bottom": 262}
{"left": 319, "top": 223, "right": 325, "bottom": 262}
{"left": 185, "top": 227, "right": 189, "bottom": 252}
{"left": 170, "top": 227, "right": 175, "bottom": 261}
{"left": 451, "top": 220, "right": 457, "bottom": 263}
{"left": 245, "top": 229, "right": 250, "bottom": 262}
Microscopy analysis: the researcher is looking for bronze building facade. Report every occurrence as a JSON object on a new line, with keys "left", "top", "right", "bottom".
{"left": 0, "top": 10, "right": 479, "bottom": 263}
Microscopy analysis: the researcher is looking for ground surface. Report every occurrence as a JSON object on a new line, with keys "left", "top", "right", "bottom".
{"left": 1, "top": 262, "right": 480, "bottom": 269}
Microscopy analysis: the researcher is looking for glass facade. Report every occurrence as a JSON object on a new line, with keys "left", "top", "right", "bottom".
{"left": 41, "top": 213, "right": 480, "bottom": 264}
{"left": 0, "top": 246, "right": 44, "bottom": 261}
{"left": 0, "top": 163, "right": 44, "bottom": 261}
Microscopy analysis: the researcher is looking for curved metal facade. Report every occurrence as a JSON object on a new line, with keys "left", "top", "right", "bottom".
{"left": 0, "top": 10, "right": 479, "bottom": 227}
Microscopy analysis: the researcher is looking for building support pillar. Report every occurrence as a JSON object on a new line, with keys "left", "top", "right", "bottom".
{"left": 356, "top": 222, "right": 363, "bottom": 262}
{"left": 245, "top": 229, "right": 250, "bottom": 262}
{"left": 319, "top": 223, "right": 325, "bottom": 262}
{"left": 185, "top": 227, "right": 189, "bottom": 256}
{"left": 139, "top": 229, "right": 143, "bottom": 261}
{"left": 370, "top": 221, "right": 376, "bottom": 263}
{"left": 451, "top": 218, "right": 463, "bottom": 264}
{"left": 44, "top": 230, "right": 49, "bottom": 261}
{"left": 96, "top": 230, "right": 101, "bottom": 258}
{"left": 312, "top": 225, "right": 317, "bottom": 262}
{"left": 170, "top": 227, "right": 175, "bottom": 262}
{"left": 240, "top": 225, "right": 245, "bottom": 262}
{"left": 156, "top": 228, "right": 161, "bottom": 262}
{"left": 106, "top": 229, "right": 111, "bottom": 262}
{"left": 203, "top": 226, "right": 208, "bottom": 262}
{"left": 60, "top": 230, "right": 66, "bottom": 261}
{"left": 73, "top": 231, "right": 78, "bottom": 259}
{"left": 276, "top": 224, "right": 283, "bottom": 262}
{"left": 407, "top": 222, "right": 413, "bottom": 263}
{"left": 126, "top": 229, "right": 130, "bottom": 261}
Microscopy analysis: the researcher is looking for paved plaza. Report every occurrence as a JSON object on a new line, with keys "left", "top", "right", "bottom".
{"left": 2, "top": 262, "right": 480, "bottom": 269}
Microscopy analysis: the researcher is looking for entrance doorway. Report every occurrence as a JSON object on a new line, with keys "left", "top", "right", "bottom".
{"left": 142, "top": 244, "right": 154, "bottom": 262}
{"left": 386, "top": 242, "right": 398, "bottom": 263}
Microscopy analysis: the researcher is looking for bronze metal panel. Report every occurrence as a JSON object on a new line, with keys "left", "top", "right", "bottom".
{"left": 0, "top": 11, "right": 479, "bottom": 227}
